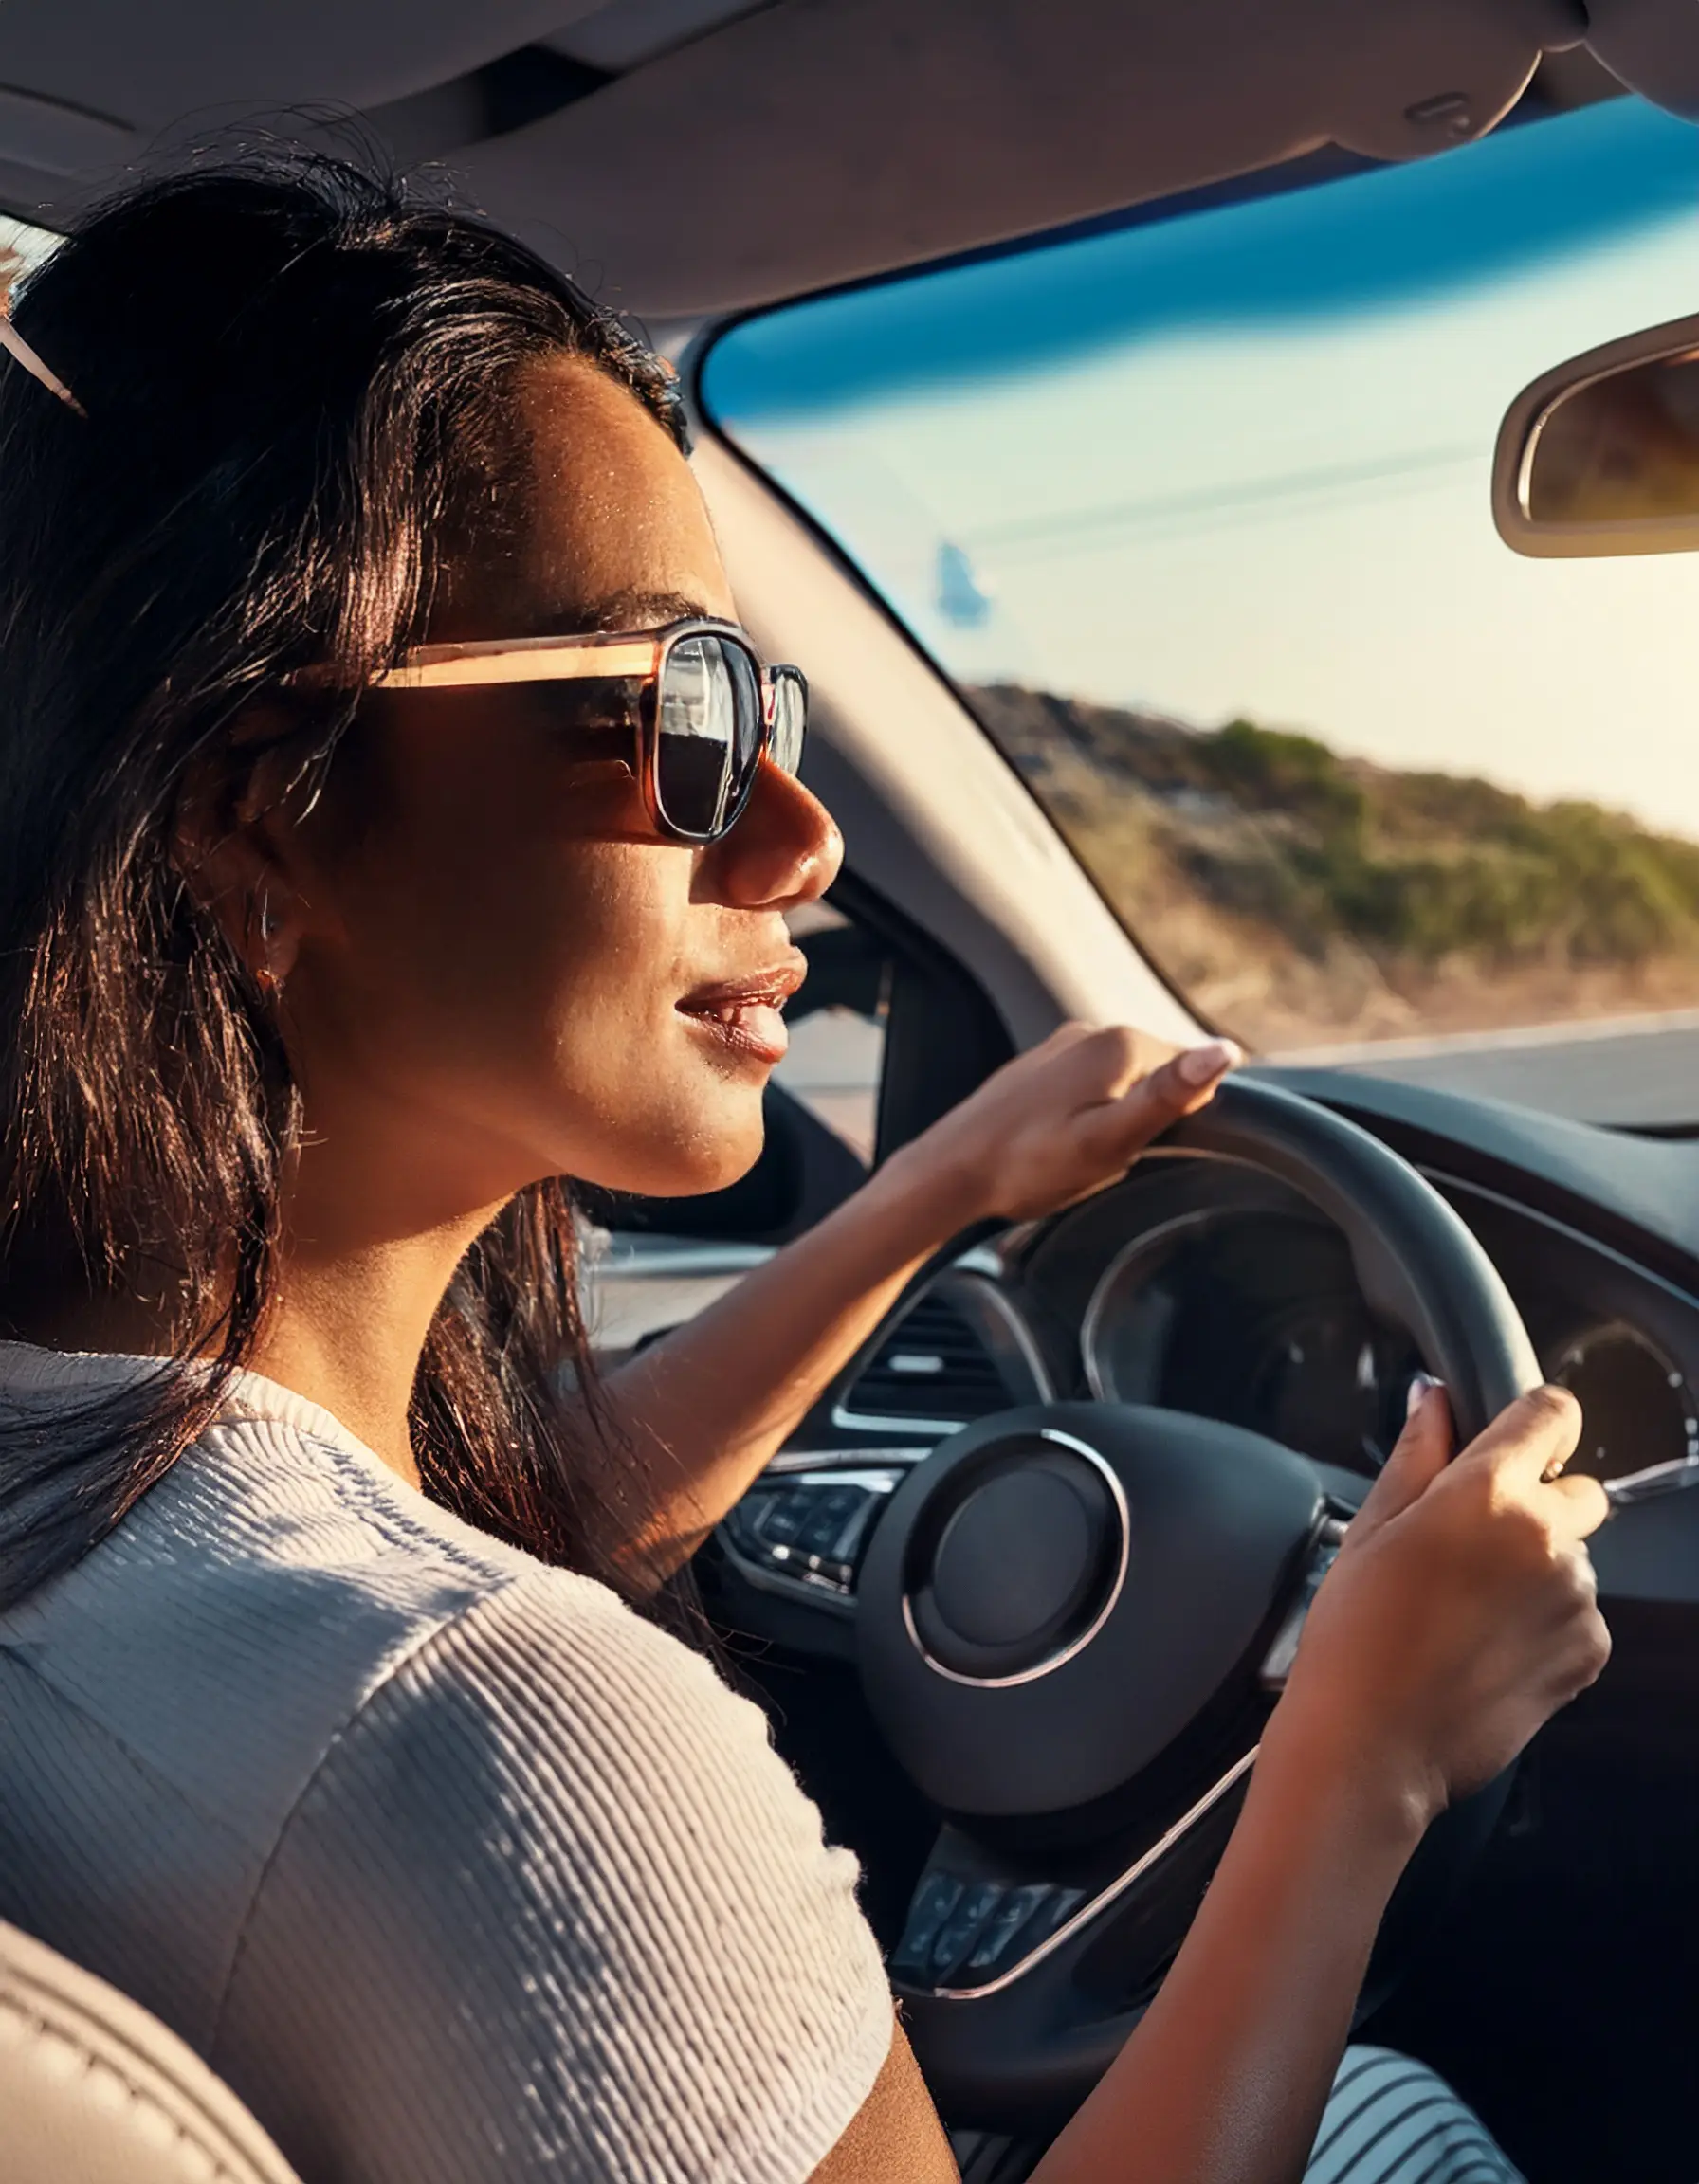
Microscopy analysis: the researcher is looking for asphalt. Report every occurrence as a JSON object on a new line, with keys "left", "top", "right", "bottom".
{"left": 1283, "top": 1010, "right": 1699, "bottom": 1130}
{"left": 778, "top": 997, "right": 1699, "bottom": 1135}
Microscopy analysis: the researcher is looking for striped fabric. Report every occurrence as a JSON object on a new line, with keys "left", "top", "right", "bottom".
{"left": 956, "top": 2046, "right": 1523, "bottom": 2183}
{"left": 1307, "top": 2048, "right": 1523, "bottom": 2183}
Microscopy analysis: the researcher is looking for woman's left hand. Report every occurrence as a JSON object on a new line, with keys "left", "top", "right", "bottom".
{"left": 887, "top": 1022, "right": 1242, "bottom": 1228}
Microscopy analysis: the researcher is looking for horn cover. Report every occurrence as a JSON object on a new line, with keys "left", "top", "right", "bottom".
{"left": 857, "top": 1402, "right": 1323, "bottom": 1816}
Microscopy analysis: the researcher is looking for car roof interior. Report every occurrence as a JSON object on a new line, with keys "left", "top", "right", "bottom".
{"left": 3, "top": 0, "right": 1699, "bottom": 323}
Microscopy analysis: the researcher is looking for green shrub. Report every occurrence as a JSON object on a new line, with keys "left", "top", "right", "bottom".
{"left": 969, "top": 683, "right": 1699, "bottom": 974}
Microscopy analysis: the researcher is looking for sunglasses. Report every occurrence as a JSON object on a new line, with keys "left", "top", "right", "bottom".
{"left": 371, "top": 617, "right": 807, "bottom": 844}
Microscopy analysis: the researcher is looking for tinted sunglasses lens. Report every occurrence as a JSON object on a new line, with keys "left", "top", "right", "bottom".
{"left": 656, "top": 635, "right": 761, "bottom": 836}
{"left": 769, "top": 668, "right": 807, "bottom": 775}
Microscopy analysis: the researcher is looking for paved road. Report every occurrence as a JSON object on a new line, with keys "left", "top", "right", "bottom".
{"left": 775, "top": 1002, "right": 1699, "bottom": 1136}
{"left": 776, "top": 1001, "right": 1699, "bottom": 1133}
{"left": 1279, "top": 1009, "right": 1699, "bottom": 1129}
{"left": 779, "top": 998, "right": 1699, "bottom": 1132}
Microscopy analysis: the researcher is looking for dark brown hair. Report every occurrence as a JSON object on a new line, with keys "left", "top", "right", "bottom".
{"left": 0, "top": 151, "right": 687, "bottom": 1606}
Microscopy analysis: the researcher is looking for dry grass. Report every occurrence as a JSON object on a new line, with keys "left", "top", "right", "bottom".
{"left": 969, "top": 682, "right": 1699, "bottom": 1053}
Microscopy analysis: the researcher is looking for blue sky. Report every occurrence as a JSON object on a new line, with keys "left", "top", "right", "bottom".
{"left": 706, "top": 100, "right": 1699, "bottom": 421}
{"left": 707, "top": 99, "right": 1699, "bottom": 841}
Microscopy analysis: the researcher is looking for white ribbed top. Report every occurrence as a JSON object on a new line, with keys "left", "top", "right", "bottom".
{"left": 0, "top": 1343, "right": 892, "bottom": 2183}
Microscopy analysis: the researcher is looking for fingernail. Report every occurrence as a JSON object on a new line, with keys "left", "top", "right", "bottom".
{"left": 1406, "top": 1371, "right": 1443, "bottom": 1420}
{"left": 1176, "top": 1037, "right": 1244, "bottom": 1088}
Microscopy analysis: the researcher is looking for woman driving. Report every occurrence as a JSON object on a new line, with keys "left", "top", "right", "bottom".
{"left": 0, "top": 157, "right": 1608, "bottom": 2184}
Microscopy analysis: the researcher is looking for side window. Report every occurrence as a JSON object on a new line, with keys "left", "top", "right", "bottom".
{"left": 774, "top": 901, "right": 887, "bottom": 1165}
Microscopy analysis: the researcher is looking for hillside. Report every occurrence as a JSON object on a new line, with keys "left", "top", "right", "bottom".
{"left": 967, "top": 682, "right": 1699, "bottom": 1052}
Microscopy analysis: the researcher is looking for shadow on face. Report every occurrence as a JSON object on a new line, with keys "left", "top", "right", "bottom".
{"left": 265, "top": 355, "right": 845, "bottom": 1219}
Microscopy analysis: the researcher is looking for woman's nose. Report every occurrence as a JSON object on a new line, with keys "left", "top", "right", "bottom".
{"left": 700, "top": 756, "right": 843, "bottom": 910}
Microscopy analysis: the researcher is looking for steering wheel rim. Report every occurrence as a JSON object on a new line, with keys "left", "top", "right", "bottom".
{"left": 1160, "top": 1075, "right": 1542, "bottom": 1442}
{"left": 856, "top": 1074, "right": 1544, "bottom": 2133}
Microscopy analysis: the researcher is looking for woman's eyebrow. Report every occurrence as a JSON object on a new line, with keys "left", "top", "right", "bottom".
{"left": 539, "top": 587, "right": 717, "bottom": 636}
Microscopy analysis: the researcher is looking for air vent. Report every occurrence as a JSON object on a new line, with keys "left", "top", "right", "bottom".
{"left": 840, "top": 1291, "right": 1014, "bottom": 1426}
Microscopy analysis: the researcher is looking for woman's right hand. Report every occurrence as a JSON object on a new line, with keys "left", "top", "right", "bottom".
{"left": 1266, "top": 1378, "right": 1612, "bottom": 1833}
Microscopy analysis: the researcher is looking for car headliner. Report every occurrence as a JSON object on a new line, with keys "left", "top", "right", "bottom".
{"left": 1, "top": 1, "right": 1699, "bottom": 322}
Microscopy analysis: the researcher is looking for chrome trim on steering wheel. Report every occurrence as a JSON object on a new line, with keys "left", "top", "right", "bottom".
{"left": 899, "top": 1743, "right": 1260, "bottom": 2002}
{"left": 901, "top": 1428, "right": 1132, "bottom": 1689}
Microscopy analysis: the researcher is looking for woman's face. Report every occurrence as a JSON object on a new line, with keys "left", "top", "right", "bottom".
{"left": 269, "top": 355, "right": 842, "bottom": 1211}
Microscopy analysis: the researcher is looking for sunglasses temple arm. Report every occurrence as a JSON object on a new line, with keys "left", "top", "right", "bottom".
{"left": 0, "top": 315, "right": 85, "bottom": 416}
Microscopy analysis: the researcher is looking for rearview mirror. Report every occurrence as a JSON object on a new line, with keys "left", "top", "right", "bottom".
{"left": 1493, "top": 312, "right": 1699, "bottom": 557}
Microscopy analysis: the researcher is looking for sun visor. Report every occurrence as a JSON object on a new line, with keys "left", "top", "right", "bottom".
{"left": 456, "top": 0, "right": 1585, "bottom": 318}
{"left": 1585, "top": 0, "right": 1699, "bottom": 120}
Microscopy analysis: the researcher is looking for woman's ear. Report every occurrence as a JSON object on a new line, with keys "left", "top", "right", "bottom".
{"left": 172, "top": 726, "right": 319, "bottom": 996}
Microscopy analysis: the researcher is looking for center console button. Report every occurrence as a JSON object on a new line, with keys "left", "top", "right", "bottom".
{"left": 795, "top": 1486, "right": 867, "bottom": 1558}
{"left": 928, "top": 1881, "right": 1004, "bottom": 1982}
{"left": 757, "top": 1493, "right": 811, "bottom": 1549}
{"left": 888, "top": 1872, "right": 963, "bottom": 1983}
{"left": 962, "top": 1884, "right": 1055, "bottom": 1975}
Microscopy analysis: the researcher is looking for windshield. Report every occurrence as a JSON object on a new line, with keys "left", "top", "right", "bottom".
{"left": 703, "top": 97, "right": 1699, "bottom": 1127}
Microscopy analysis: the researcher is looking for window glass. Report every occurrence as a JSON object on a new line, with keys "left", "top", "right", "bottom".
{"left": 704, "top": 98, "right": 1699, "bottom": 1123}
{"left": 776, "top": 901, "right": 886, "bottom": 1162}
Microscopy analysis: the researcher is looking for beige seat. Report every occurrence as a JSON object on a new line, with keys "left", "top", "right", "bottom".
{"left": 0, "top": 1920, "right": 301, "bottom": 2184}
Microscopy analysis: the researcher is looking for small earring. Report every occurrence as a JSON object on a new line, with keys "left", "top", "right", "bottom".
{"left": 254, "top": 889, "right": 283, "bottom": 995}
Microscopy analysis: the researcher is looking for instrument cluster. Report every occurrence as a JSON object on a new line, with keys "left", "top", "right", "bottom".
{"left": 1017, "top": 1165, "right": 1699, "bottom": 1485}
{"left": 1077, "top": 1206, "right": 1421, "bottom": 1478}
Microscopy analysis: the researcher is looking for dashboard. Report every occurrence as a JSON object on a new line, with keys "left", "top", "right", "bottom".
{"left": 714, "top": 1069, "right": 1699, "bottom": 1627}
{"left": 1026, "top": 1159, "right": 1699, "bottom": 1489}
{"left": 697, "top": 1070, "right": 1699, "bottom": 2167}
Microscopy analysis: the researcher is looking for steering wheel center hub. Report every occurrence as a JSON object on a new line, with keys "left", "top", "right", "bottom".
{"left": 910, "top": 1435, "right": 1124, "bottom": 1678}
{"left": 860, "top": 1403, "right": 1324, "bottom": 1816}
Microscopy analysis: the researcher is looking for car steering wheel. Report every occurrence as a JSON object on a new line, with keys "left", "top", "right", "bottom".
{"left": 854, "top": 1074, "right": 1543, "bottom": 2134}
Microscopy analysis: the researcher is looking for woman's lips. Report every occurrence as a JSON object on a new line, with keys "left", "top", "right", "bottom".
{"left": 676, "top": 954, "right": 807, "bottom": 1067}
